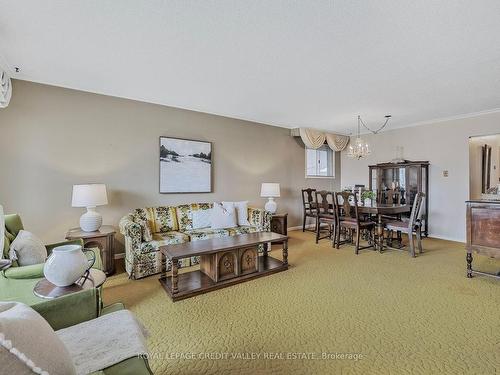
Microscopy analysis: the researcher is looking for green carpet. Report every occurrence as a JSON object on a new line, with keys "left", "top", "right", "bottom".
{"left": 103, "top": 231, "right": 499, "bottom": 375}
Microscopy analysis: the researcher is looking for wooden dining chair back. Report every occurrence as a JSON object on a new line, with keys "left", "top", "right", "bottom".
{"left": 316, "top": 190, "right": 334, "bottom": 215}
{"left": 386, "top": 189, "right": 401, "bottom": 204}
{"left": 380, "top": 189, "right": 403, "bottom": 220}
{"left": 334, "top": 192, "right": 374, "bottom": 254}
{"left": 335, "top": 191, "right": 358, "bottom": 221}
{"left": 314, "top": 190, "right": 335, "bottom": 244}
{"left": 302, "top": 188, "right": 317, "bottom": 232}
{"left": 409, "top": 191, "right": 425, "bottom": 228}
{"left": 386, "top": 192, "right": 426, "bottom": 257}
{"left": 377, "top": 189, "right": 401, "bottom": 204}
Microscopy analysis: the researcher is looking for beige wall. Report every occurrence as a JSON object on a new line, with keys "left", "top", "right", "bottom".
{"left": 341, "top": 111, "right": 500, "bottom": 242}
{"left": 0, "top": 80, "right": 340, "bottom": 253}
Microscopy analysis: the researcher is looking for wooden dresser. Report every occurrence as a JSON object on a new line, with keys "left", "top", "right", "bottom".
{"left": 465, "top": 200, "right": 500, "bottom": 279}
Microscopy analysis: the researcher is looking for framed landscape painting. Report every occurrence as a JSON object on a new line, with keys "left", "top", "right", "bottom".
{"left": 159, "top": 137, "right": 212, "bottom": 193}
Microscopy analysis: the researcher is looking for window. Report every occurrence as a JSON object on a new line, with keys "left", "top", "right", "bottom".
{"left": 305, "top": 145, "right": 335, "bottom": 178}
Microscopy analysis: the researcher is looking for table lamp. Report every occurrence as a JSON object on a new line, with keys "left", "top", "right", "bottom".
{"left": 72, "top": 184, "right": 108, "bottom": 232}
{"left": 260, "top": 183, "right": 280, "bottom": 214}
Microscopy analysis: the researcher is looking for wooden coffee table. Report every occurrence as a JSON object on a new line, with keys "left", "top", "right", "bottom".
{"left": 159, "top": 232, "right": 288, "bottom": 301}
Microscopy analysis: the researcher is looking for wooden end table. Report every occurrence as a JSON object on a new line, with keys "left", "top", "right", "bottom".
{"left": 271, "top": 213, "right": 288, "bottom": 244}
{"left": 66, "top": 226, "right": 116, "bottom": 275}
{"left": 33, "top": 268, "right": 106, "bottom": 299}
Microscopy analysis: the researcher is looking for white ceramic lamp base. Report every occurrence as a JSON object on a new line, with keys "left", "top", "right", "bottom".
{"left": 80, "top": 207, "right": 102, "bottom": 232}
{"left": 264, "top": 197, "right": 277, "bottom": 214}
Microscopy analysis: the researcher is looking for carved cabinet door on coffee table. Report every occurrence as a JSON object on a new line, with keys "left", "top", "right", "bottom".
{"left": 239, "top": 247, "right": 258, "bottom": 275}
{"left": 200, "top": 246, "right": 259, "bottom": 282}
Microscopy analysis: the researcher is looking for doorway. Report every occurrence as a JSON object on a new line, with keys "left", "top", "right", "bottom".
{"left": 469, "top": 134, "right": 500, "bottom": 199}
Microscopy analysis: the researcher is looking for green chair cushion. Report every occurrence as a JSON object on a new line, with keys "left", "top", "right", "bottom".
{"left": 3, "top": 235, "right": 10, "bottom": 260}
{"left": 33, "top": 288, "right": 101, "bottom": 330}
{"left": 5, "top": 230, "right": 15, "bottom": 242}
{"left": 2, "top": 263, "right": 44, "bottom": 279}
{"left": 4, "top": 214, "right": 24, "bottom": 237}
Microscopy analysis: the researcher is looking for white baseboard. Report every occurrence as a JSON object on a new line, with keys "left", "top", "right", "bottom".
{"left": 288, "top": 224, "right": 315, "bottom": 231}
{"left": 425, "top": 234, "right": 465, "bottom": 244}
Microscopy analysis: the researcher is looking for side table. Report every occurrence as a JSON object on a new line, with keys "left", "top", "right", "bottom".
{"left": 271, "top": 213, "right": 288, "bottom": 244}
{"left": 66, "top": 225, "right": 116, "bottom": 275}
{"left": 33, "top": 268, "right": 106, "bottom": 299}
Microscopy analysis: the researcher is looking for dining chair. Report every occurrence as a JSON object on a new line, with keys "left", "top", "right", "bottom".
{"left": 387, "top": 189, "right": 401, "bottom": 204}
{"left": 334, "top": 192, "right": 376, "bottom": 254}
{"left": 302, "top": 188, "right": 318, "bottom": 232}
{"left": 377, "top": 188, "right": 401, "bottom": 204}
{"left": 376, "top": 189, "right": 403, "bottom": 222}
{"left": 385, "top": 192, "right": 425, "bottom": 257}
{"left": 315, "top": 190, "right": 336, "bottom": 245}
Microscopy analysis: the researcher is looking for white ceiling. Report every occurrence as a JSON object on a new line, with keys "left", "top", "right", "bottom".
{"left": 1, "top": 0, "right": 500, "bottom": 133}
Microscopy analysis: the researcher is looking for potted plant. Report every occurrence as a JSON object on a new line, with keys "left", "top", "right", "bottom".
{"left": 361, "top": 191, "right": 376, "bottom": 206}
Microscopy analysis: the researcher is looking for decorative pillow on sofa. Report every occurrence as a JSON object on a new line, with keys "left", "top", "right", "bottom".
{"left": 176, "top": 203, "right": 212, "bottom": 232}
{"left": 232, "top": 201, "right": 251, "bottom": 226}
{"left": 147, "top": 206, "right": 178, "bottom": 233}
{"left": 192, "top": 209, "right": 212, "bottom": 229}
{"left": 211, "top": 202, "right": 237, "bottom": 229}
{"left": 133, "top": 209, "right": 153, "bottom": 242}
{"left": 0, "top": 302, "right": 77, "bottom": 375}
{"left": 9, "top": 230, "right": 47, "bottom": 266}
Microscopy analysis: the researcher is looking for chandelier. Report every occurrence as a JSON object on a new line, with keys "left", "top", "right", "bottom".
{"left": 347, "top": 115, "right": 391, "bottom": 160}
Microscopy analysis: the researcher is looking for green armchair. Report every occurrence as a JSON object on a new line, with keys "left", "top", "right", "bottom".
{"left": 1, "top": 213, "right": 105, "bottom": 308}
{"left": 1, "top": 215, "right": 152, "bottom": 373}
{"left": 4, "top": 292, "right": 153, "bottom": 374}
{"left": 2, "top": 213, "right": 102, "bottom": 279}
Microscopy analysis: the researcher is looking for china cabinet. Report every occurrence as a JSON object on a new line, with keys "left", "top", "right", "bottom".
{"left": 369, "top": 161, "right": 429, "bottom": 236}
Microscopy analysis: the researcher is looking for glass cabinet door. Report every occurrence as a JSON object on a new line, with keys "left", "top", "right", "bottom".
{"left": 406, "top": 166, "right": 420, "bottom": 207}
{"left": 398, "top": 167, "right": 406, "bottom": 203}
{"left": 369, "top": 162, "right": 429, "bottom": 235}
{"left": 420, "top": 165, "right": 427, "bottom": 224}
{"left": 381, "top": 168, "right": 394, "bottom": 190}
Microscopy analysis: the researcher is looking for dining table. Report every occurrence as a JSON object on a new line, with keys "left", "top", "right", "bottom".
{"left": 356, "top": 203, "right": 411, "bottom": 251}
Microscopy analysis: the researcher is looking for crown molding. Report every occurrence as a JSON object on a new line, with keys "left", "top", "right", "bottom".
{"left": 394, "top": 108, "right": 500, "bottom": 131}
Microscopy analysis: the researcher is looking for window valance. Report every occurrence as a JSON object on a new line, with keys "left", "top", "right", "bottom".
{"left": 298, "top": 128, "right": 326, "bottom": 149}
{"left": 325, "top": 132, "right": 349, "bottom": 151}
{"left": 293, "top": 128, "right": 349, "bottom": 151}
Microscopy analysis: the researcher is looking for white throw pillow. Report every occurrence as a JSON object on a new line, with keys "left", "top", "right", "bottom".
{"left": 9, "top": 230, "right": 47, "bottom": 266}
{"left": 0, "top": 302, "right": 77, "bottom": 375}
{"left": 192, "top": 208, "right": 212, "bottom": 229}
{"left": 232, "top": 201, "right": 250, "bottom": 226}
{"left": 211, "top": 202, "right": 237, "bottom": 229}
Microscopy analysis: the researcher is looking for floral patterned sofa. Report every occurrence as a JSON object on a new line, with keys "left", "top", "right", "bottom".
{"left": 119, "top": 203, "right": 271, "bottom": 279}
